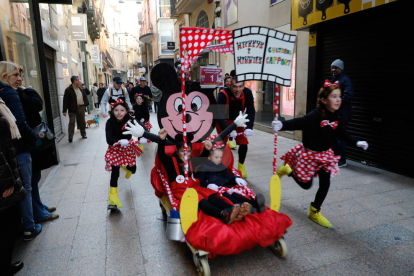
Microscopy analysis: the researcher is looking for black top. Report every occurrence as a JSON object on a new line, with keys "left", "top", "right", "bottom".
{"left": 157, "top": 139, "right": 209, "bottom": 182}
{"left": 197, "top": 160, "right": 236, "bottom": 188}
{"left": 133, "top": 104, "right": 149, "bottom": 122}
{"left": 130, "top": 85, "right": 153, "bottom": 103}
{"left": 217, "top": 87, "right": 256, "bottom": 130}
{"left": 17, "top": 87, "right": 43, "bottom": 128}
{"left": 281, "top": 108, "right": 358, "bottom": 152}
{"left": 105, "top": 115, "right": 134, "bottom": 145}
{"left": 97, "top": 87, "right": 106, "bottom": 103}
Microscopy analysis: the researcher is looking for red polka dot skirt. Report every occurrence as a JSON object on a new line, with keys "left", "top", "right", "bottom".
{"left": 143, "top": 121, "right": 152, "bottom": 131}
{"left": 281, "top": 143, "right": 340, "bottom": 183}
{"left": 105, "top": 144, "right": 143, "bottom": 172}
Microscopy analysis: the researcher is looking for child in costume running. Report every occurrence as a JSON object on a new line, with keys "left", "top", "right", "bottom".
{"left": 157, "top": 128, "right": 252, "bottom": 225}
{"left": 272, "top": 80, "right": 369, "bottom": 228}
{"left": 197, "top": 141, "right": 266, "bottom": 213}
{"left": 133, "top": 93, "right": 152, "bottom": 131}
{"left": 104, "top": 98, "right": 145, "bottom": 210}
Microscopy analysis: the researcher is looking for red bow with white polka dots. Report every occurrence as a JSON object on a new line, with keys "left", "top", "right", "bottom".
{"left": 110, "top": 98, "right": 124, "bottom": 108}
{"left": 323, "top": 79, "right": 339, "bottom": 87}
{"left": 212, "top": 141, "right": 226, "bottom": 150}
{"left": 320, "top": 120, "right": 338, "bottom": 129}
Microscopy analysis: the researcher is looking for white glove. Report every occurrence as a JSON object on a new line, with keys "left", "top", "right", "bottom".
{"left": 235, "top": 177, "right": 247, "bottom": 186}
{"left": 139, "top": 137, "right": 148, "bottom": 144}
{"left": 356, "top": 141, "right": 369, "bottom": 150}
{"left": 123, "top": 119, "right": 145, "bottom": 137}
{"left": 207, "top": 184, "right": 219, "bottom": 191}
{"left": 118, "top": 139, "right": 129, "bottom": 147}
{"left": 272, "top": 120, "right": 283, "bottom": 131}
{"left": 140, "top": 118, "right": 145, "bottom": 123}
{"left": 234, "top": 111, "right": 249, "bottom": 127}
{"left": 229, "top": 130, "right": 237, "bottom": 138}
{"left": 244, "top": 129, "right": 253, "bottom": 137}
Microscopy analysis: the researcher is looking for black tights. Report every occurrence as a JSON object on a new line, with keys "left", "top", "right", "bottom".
{"left": 198, "top": 194, "right": 233, "bottom": 219}
{"left": 110, "top": 165, "right": 137, "bottom": 187}
{"left": 222, "top": 192, "right": 254, "bottom": 205}
{"left": 238, "top": 145, "right": 248, "bottom": 164}
{"left": 290, "top": 169, "right": 330, "bottom": 210}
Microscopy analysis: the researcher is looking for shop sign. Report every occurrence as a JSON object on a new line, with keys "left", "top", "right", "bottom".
{"left": 233, "top": 26, "right": 296, "bottom": 86}
{"left": 90, "top": 45, "right": 101, "bottom": 64}
{"left": 167, "top": 42, "right": 175, "bottom": 50}
{"left": 200, "top": 67, "right": 223, "bottom": 88}
{"left": 70, "top": 14, "right": 88, "bottom": 41}
{"left": 139, "top": 68, "right": 146, "bottom": 73}
{"left": 292, "top": 0, "right": 397, "bottom": 30}
{"left": 62, "top": 56, "right": 69, "bottom": 76}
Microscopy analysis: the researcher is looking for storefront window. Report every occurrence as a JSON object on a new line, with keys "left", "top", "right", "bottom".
{"left": 158, "top": 21, "right": 173, "bottom": 56}
{"left": 0, "top": 0, "right": 46, "bottom": 120}
{"left": 280, "top": 53, "right": 295, "bottom": 119}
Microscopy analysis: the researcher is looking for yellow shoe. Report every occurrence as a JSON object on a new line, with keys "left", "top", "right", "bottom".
{"left": 122, "top": 166, "right": 132, "bottom": 179}
{"left": 238, "top": 161, "right": 248, "bottom": 179}
{"left": 109, "top": 187, "right": 123, "bottom": 208}
{"left": 276, "top": 164, "right": 292, "bottom": 178}
{"left": 138, "top": 144, "right": 144, "bottom": 152}
{"left": 269, "top": 174, "right": 282, "bottom": 212}
{"left": 180, "top": 188, "right": 199, "bottom": 234}
{"left": 307, "top": 203, "right": 332, "bottom": 228}
{"left": 228, "top": 140, "right": 237, "bottom": 149}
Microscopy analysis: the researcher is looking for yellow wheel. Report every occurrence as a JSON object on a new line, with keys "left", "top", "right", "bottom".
{"left": 269, "top": 237, "right": 288, "bottom": 258}
{"left": 193, "top": 255, "right": 210, "bottom": 276}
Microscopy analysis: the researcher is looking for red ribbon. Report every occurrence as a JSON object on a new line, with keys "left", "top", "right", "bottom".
{"left": 135, "top": 93, "right": 143, "bottom": 97}
{"left": 110, "top": 98, "right": 124, "bottom": 108}
{"left": 320, "top": 120, "right": 338, "bottom": 129}
{"left": 212, "top": 141, "right": 226, "bottom": 150}
{"left": 122, "top": 119, "right": 132, "bottom": 130}
{"left": 323, "top": 79, "right": 339, "bottom": 87}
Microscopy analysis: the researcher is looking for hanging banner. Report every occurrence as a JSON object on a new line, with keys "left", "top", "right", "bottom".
{"left": 292, "top": 0, "right": 397, "bottom": 30}
{"left": 200, "top": 67, "right": 223, "bottom": 88}
{"left": 90, "top": 45, "right": 101, "bottom": 64}
{"left": 70, "top": 14, "right": 88, "bottom": 41}
{"left": 232, "top": 26, "right": 296, "bottom": 86}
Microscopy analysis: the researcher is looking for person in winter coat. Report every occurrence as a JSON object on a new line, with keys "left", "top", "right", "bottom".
{"left": 0, "top": 61, "right": 42, "bottom": 241}
{"left": 150, "top": 84, "right": 162, "bottom": 113}
{"left": 92, "top": 83, "right": 99, "bottom": 109}
{"left": 0, "top": 103, "right": 27, "bottom": 276}
{"left": 17, "top": 79, "right": 59, "bottom": 223}
{"left": 97, "top": 83, "right": 106, "bottom": 108}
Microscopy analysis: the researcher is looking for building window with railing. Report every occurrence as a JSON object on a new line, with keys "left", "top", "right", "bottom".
{"left": 196, "top": 10, "right": 209, "bottom": 28}
{"left": 159, "top": 0, "right": 171, "bottom": 19}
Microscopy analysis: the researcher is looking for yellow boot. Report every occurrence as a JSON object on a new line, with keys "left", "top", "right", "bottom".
{"left": 228, "top": 140, "right": 237, "bottom": 149}
{"left": 109, "top": 187, "right": 123, "bottom": 208}
{"left": 238, "top": 161, "right": 248, "bottom": 179}
{"left": 276, "top": 164, "right": 292, "bottom": 178}
{"left": 307, "top": 203, "right": 332, "bottom": 228}
{"left": 122, "top": 166, "right": 132, "bottom": 179}
{"left": 138, "top": 144, "right": 144, "bottom": 152}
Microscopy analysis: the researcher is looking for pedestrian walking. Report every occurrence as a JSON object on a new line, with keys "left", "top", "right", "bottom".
{"left": 62, "top": 76, "right": 89, "bottom": 142}
{"left": 100, "top": 76, "right": 132, "bottom": 118}
{"left": 104, "top": 99, "right": 144, "bottom": 210}
{"left": 216, "top": 70, "right": 256, "bottom": 179}
{"left": 331, "top": 59, "right": 354, "bottom": 167}
{"left": 150, "top": 84, "right": 162, "bottom": 113}
{"left": 92, "top": 82, "right": 99, "bottom": 109}
{"left": 273, "top": 80, "right": 368, "bottom": 228}
{"left": 0, "top": 100, "right": 27, "bottom": 276}
{"left": 96, "top": 83, "right": 106, "bottom": 108}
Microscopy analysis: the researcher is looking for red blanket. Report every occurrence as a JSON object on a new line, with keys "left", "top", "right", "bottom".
{"left": 186, "top": 207, "right": 292, "bottom": 258}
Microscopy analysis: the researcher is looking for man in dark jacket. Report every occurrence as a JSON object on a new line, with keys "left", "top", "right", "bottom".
{"left": 97, "top": 83, "right": 106, "bottom": 108}
{"left": 62, "top": 76, "right": 89, "bottom": 142}
{"left": 331, "top": 59, "right": 354, "bottom": 167}
{"left": 130, "top": 77, "right": 153, "bottom": 110}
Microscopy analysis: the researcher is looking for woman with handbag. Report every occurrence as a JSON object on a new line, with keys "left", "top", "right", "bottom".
{"left": 16, "top": 68, "right": 59, "bottom": 224}
{"left": 0, "top": 99, "right": 27, "bottom": 275}
{"left": 0, "top": 61, "right": 42, "bottom": 241}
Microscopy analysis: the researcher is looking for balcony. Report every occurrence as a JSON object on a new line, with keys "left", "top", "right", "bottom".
{"left": 170, "top": 0, "right": 179, "bottom": 19}
{"left": 175, "top": 0, "right": 204, "bottom": 15}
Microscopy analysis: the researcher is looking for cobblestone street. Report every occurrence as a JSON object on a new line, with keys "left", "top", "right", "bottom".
{"left": 13, "top": 111, "right": 414, "bottom": 276}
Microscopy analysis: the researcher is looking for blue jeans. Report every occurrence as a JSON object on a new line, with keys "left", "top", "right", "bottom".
{"left": 17, "top": 151, "right": 35, "bottom": 231}
{"left": 31, "top": 170, "right": 50, "bottom": 222}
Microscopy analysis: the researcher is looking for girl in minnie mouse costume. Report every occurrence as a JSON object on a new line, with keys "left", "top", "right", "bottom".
{"left": 133, "top": 93, "right": 152, "bottom": 131}
{"left": 272, "top": 80, "right": 369, "bottom": 228}
{"left": 197, "top": 141, "right": 266, "bottom": 213}
{"left": 105, "top": 98, "right": 146, "bottom": 210}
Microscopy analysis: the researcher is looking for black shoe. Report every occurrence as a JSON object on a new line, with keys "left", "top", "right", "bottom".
{"left": 82, "top": 136, "right": 87, "bottom": 139}
{"left": 338, "top": 160, "right": 347, "bottom": 168}
{"left": 254, "top": 193, "right": 266, "bottom": 213}
{"left": 7, "top": 261, "right": 24, "bottom": 275}
{"left": 68, "top": 139, "right": 73, "bottom": 143}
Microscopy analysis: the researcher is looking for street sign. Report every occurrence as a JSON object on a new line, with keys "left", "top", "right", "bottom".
{"left": 167, "top": 42, "right": 175, "bottom": 50}
{"left": 200, "top": 67, "right": 223, "bottom": 88}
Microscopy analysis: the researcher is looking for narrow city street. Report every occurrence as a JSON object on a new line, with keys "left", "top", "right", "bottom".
{"left": 11, "top": 111, "right": 414, "bottom": 276}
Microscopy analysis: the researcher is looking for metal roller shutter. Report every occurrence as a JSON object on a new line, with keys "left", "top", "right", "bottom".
{"left": 44, "top": 46, "right": 64, "bottom": 140}
{"left": 316, "top": 2, "right": 413, "bottom": 177}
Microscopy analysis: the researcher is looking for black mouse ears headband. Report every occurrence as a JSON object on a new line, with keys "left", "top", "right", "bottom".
{"left": 174, "top": 133, "right": 194, "bottom": 145}
{"left": 211, "top": 140, "right": 226, "bottom": 151}
{"left": 109, "top": 97, "right": 126, "bottom": 108}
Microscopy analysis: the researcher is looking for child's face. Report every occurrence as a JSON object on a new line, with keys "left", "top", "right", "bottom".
{"left": 136, "top": 96, "right": 143, "bottom": 105}
{"left": 208, "top": 150, "right": 223, "bottom": 165}
{"left": 113, "top": 105, "right": 127, "bottom": 121}
{"left": 322, "top": 89, "right": 342, "bottom": 113}
{"left": 176, "top": 146, "right": 192, "bottom": 162}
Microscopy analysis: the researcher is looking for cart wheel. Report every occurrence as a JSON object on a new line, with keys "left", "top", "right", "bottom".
{"left": 193, "top": 255, "right": 210, "bottom": 276}
{"left": 269, "top": 237, "right": 288, "bottom": 258}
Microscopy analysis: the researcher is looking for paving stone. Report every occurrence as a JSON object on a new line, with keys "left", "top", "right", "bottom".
{"left": 56, "top": 197, "right": 83, "bottom": 219}
{"left": 37, "top": 217, "right": 78, "bottom": 250}
{"left": 107, "top": 208, "right": 139, "bottom": 237}
{"left": 64, "top": 253, "right": 106, "bottom": 276}
{"left": 78, "top": 200, "right": 108, "bottom": 225}
{"left": 84, "top": 185, "right": 109, "bottom": 203}
{"left": 60, "top": 183, "right": 87, "bottom": 200}
{"left": 71, "top": 222, "right": 107, "bottom": 258}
